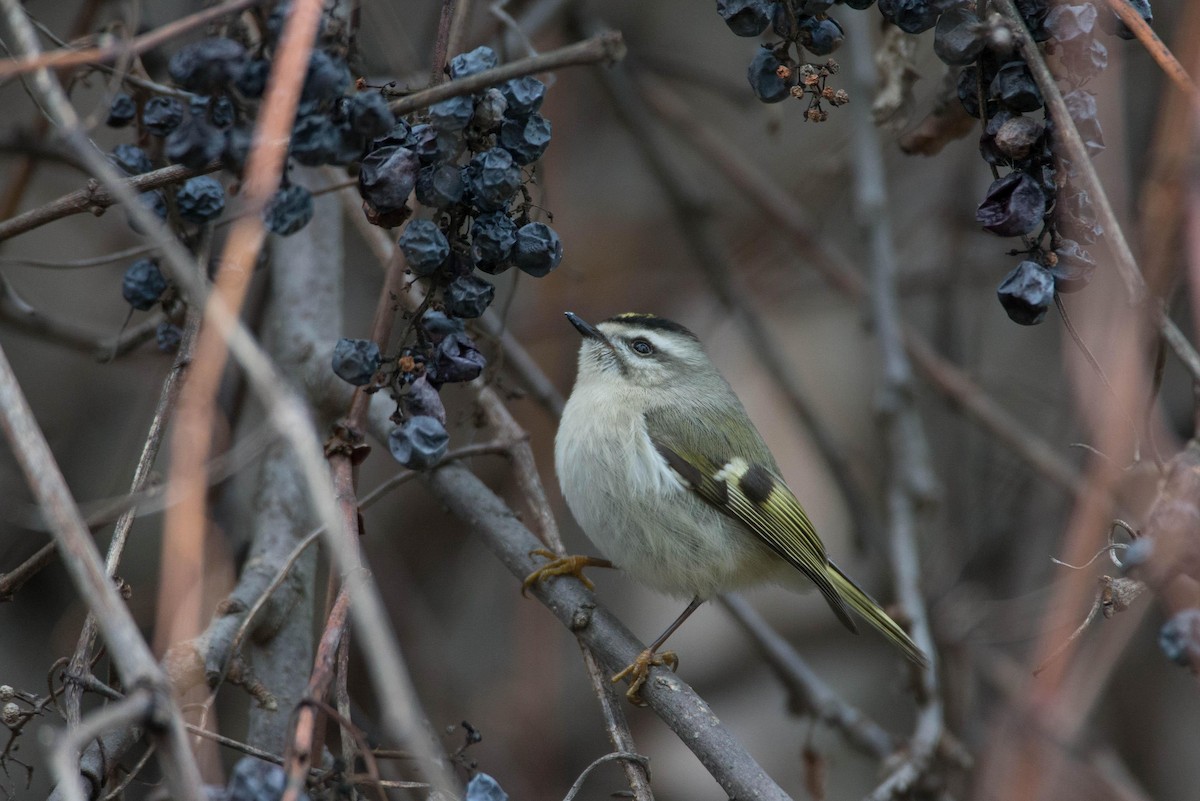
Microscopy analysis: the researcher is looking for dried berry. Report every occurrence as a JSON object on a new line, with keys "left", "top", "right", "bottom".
{"left": 332, "top": 338, "right": 382, "bottom": 385}
{"left": 976, "top": 171, "right": 1046, "bottom": 236}
{"left": 996, "top": 260, "right": 1054, "bottom": 325}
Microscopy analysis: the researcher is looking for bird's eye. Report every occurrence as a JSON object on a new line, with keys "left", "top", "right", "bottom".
{"left": 630, "top": 338, "right": 654, "bottom": 356}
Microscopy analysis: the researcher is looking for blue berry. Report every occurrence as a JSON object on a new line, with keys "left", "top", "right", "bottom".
{"left": 407, "top": 123, "right": 462, "bottom": 164}
{"left": 302, "top": 51, "right": 351, "bottom": 103}
{"left": 402, "top": 375, "right": 446, "bottom": 423}
{"left": 444, "top": 275, "right": 494, "bottom": 319}
{"left": 165, "top": 113, "right": 223, "bottom": 169}
{"left": 264, "top": 185, "right": 314, "bottom": 236}
{"left": 176, "top": 176, "right": 226, "bottom": 223}
{"left": 466, "top": 773, "right": 508, "bottom": 801}
{"left": 122, "top": 259, "right": 168, "bottom": 310}
{"left": 348, "top": 92, "right": 395, "bottom": 138}
{"left": 1063, "top": 89, "right": 1104, "bottom": 156}
{"left": 222, "top": 126, "right": 252, "bottom": 173}
{"left": 291, "top": 115, "right": 338, "bottom": 166}
{"left": 747, "top": 46, "right": 791, "bottom": 103}
{"left": 227, "top": 757, "right": 289, "bottom": 801}
{"left": 996, "top": 260, "right": 1054, "bottom": 325}
{"left": 359, "top": 146, "right": 420, "bottom": 218}
{"left": 331, "top": 338, "right": 382, "bottom": 385}
{"left": 799, "top": 16, "right": 844, "bottom": 55}
{"left": 327, "top": 123, "right": 367, "bottom": 165}
{"left": 717, "top": 0, "right": 773, "bottom": 36}
{"left": 500, "top": 77, "right": 545, "bottom": 117}
{"left": 467, "top": 148, "right": 521, "bottom": 212}
{"left": 206, "top": 95, "right": 235, "bottom": 128}
{"left": 448, "top": 46, "right": 498, "bottom": 79}
{"left": 420, "top": 310, "right": 465, "bottom": 343}
{"left": 1048, "top": 239, "right": 1095, "bottom": 293}
{"left": 143, "top": 96, "right": 183, "bottom": 136}
{"left": 1159, "top": 609, "right": 1200, "bottom": 667}
{"left": 498, "top": 113, "right": 551, "bottom": 165}
{"left": 878, "top": 0, "right": 941, "bottom": 33}
{"left": 388, "top": 416, "right": 450, "bottom": 469}
{"left": 473, "top": 88, "right": 508, "bottom": 132}
{"left": 512, "top": 222, "right": 563, "bottom": 277}
{"left": 111, "top": 144, "right": 153, "bottom": 175}
{"left": 236, "top": 58, "right": 270, "bottom": 98}
{"left": 373, "top": 120, "right": 414, "bottom": 150}
{"left": 429, "top": 332, "right": 486, "bottom": 385}
{"left": 429, "top": 95, "right": 475, "bottom": 133}
{"left": 168, "top": 37, "right": 247, "bottom": 93}
{"left": 107, "top": 93, "right": 136, "bottom": 127}
{"left": 470, "top": 212, "right": 517, "bottom": 273}
{"left": 415, "top": 164, "right": 465, "bottom": 209}
{"left": 156, "top": 322, "right": 183, "bottom": 353}
{"left": 399, "top": 220, "right": 450, "bottom": 277}
{"left": 934, "top": 5, "right": 987, "bottom": 65}
{"left": 976, "top": 171, "right": 1046, "bottom": 237}
{"left": 990, "top": 61, "right": 1043, "bottom": 112}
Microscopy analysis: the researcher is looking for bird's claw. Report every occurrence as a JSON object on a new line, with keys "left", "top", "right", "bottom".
{"left": 612, "top": 648, "right": 679, "bottom": 706}
{"left": 521, "top": 549, "right": 612, "bottom": 597}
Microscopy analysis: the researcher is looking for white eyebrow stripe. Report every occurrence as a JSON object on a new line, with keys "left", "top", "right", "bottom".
{"left": 602, "top": 327, "right": 686, "bottom": 358}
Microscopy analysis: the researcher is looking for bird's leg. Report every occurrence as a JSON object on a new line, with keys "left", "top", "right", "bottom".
{"left": 613, "top": 597, "right": 704, "bottom": 706}
{"left": 521, "top": 549, "right": 615, "bottom": 597}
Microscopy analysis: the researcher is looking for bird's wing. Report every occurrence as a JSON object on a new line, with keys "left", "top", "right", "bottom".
{"left": 644, "top": 407, "right": 858, "bottom": 634}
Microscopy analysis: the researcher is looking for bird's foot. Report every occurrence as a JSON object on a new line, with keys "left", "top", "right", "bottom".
{"left": 612, "top": 648, "right": 679, "bottom": 707}
{"left": 521, "top": 549, "right": 614, "bottom": 597}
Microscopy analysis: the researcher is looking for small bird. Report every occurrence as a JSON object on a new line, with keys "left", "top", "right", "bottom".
{"left": 534, "top": 311, "right": 928, "bottom": 704}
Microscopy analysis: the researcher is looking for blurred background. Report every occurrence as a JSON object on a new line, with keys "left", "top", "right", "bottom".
{"left": 1, "top": 0, "right": 1198, "bottom": 799}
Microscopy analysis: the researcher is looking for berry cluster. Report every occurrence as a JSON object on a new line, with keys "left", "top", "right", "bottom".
{"left": 333, "top": 45, "right": 564, "bottom": 469}
{"left": 715, "top": 0, "right": 1151, "bottom": 325}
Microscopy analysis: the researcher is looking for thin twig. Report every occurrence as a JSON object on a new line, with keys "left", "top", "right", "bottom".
{"left": 0, "top": 541, "right": 55, "bottom": 602}
{"left": 49, "top": 689, "right": 156, "bottom": 801}
{"left": 1099, "top": 0, "right": 1200, "bottom": 104}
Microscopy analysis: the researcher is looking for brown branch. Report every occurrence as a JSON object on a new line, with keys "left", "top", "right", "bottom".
{"left": 0, "top": 541, "right": 55, "bottom": 602}
{"left": 1099, "top": 0, "right": 1200, "bottom": 104}
{"left": 0, "top": 161, "right": 219, "bottom": 243}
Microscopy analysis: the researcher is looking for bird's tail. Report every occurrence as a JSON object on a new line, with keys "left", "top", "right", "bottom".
{"left": 827, "top": 561, "right": 929, "bottom": 668}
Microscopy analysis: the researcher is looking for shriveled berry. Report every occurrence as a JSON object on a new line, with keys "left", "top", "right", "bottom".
{"left": 348, "top": 92, "right": 395, "bottom": 138}
{"left": 359, "top": 146, "right": 419, "bottom": 218}
{"left": 415, "top": 164, "right": 465, "bottom": 209}
{"left": 500, "top": 77, "right": 545, "bottom": 117}
{"left": 399, "top": 220, "right": 450, "bottom": 276}
{"left": 429, "top": 95, "right": 475, "bottom": 133}
{"left": 402, "top": 375, "right": 446, "bottom": 424}
{"left": 420, "top": 310, "right": 465, "bottom": 343}
{"left": 107, "top": 93, "right": 137, "bottom": 127}
{"left": 878, "top": 0, "right": 940, "bottom": 33}
{"left": 498, "top": 113, "right": 551, "bottom": 165}
{"left": 466, "top": 773, "right": 508, "bottom": 801}
{"left": 448, "top": 46, "right": 498, "bottom": 80}
{"left": 222, "top": 126, "right": 252, "bottom": 173}
{"left": 165, "top": 114, "right": 223, "bottom": 169}
{"left": 227, "top": 756, "right": 288, "bottom": 801}
{"left": 512, "top": 222, "right": 563, "bottom": 277}
{"left": 429, "top": 332, "right": 486, "bottom": 385}
{"left": 1048, "top": 239, "right": 1095, "bottom": 292}
{"left": 302, "top": 51, "right": 351, "bottom": 103}
{"left": 122, "top": 259, "right": 168, "bottom": 310}
{"left": 473, "top": 88, "right": 508, "bottom": 132}
{"left": 977, "top": 171, "right": 1046, "bottom": 236}
{"left": 717, "top": 0, "right": 773, "bottom": 37}
{"left": 467, "top": 148, "right": 522, "bottom": 212}
{"left": 168, "top": 38, "right": 247, "bottom": 93}
{"left": 799, "top": 15, "right": 844, "bottom": 55}
{"left": 444, "top": 274, "right": 495, "bottom": 318}
{"left": 236, "top": 58, "right": 270, "bottom": 97}
{"left": 372, "top": 120, "right": 414, "bottom": 150}
{"left": 996, "top": 260, "right": 1054, "bottom": 325}
{"left": 291, "top": 114, "right": 338, "bottom": 165}
{"left": 471, "top": 212, "right": 518, "bottom": 273}
{"left": 1058, "top": 190, "right": 1102, "bottom": 243}
{"left": 388, "top": 416, "right": 450, "bottom": 469}
{"left": 1063, "top": 89, "right": 1104, "bottom": 156}
{"left": 990, "top": 61, "right": 1043, "bottom": 112}
{"left": 156, "top": 321, "right": 183, "bottom": 353}
{"left": 934, "top": 5, "right": 986, "bottom": 65}
{"left": 408, "top": 123, "right": 462, "bottom": 164}
{"left": 111, "top": 144, "right": 153, "bottom": 175}
{"left": 264, "top": 185, "right": 314, "bottom": 236}
{"left": 994, "top": 115, "right": 1043, "bottom": 160}
{"left": 332, "top": 338, "right": 382, "bottom": 385}
{"left": 143, "top": 96, "right": 184, "bottom": 136}
{"left": 176, "top": 176, "right": 226, "bottom": 223}
{"left": 747, "top": 46, "right": 790, "bottom": 104}
{"left": 205, "top": 95, "right": 235, "bottom": 128}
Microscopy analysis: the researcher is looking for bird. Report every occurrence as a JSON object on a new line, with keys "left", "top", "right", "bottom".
{"left": 527, "top": 311, "right": 928, "bottom": 704}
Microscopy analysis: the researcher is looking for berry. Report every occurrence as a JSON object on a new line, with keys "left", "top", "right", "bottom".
{"left": 473, "top": 88, "right": 508, "bottom": 132}
{"left": 1048, "top": 239, "right": 1095, "bottom": 292}
{"left": 348, "top": 92, "right": 395, "bottom": 138}
{"left": 165, "top": 113, "right": 223, "bottom": 169}
{"left": 500, "top": 77, "right": 546, "bottom": 117}
{"left": 415, "top": 164, "right": 465, "bottom": 209}
{"left": 444, "top": 274, "right": 495, "bottom": 319}
{"left": 205, "top": 95, "right": 235, "bottom": 128}
{"left": 990, "top": 61, "right": 1044, "bottom": 112}
{"left": 143, "top": 96, "right": 183, "bottom": 136}
{"left": 264, "top": 185, "right": 314, "bottom": 236}
{"left": 156, "top": 322, "right": 183, "bottom": 353}
{"left": 498, "top": 113, "right": 551, "bottom": 165}
{"left": 388, "top": 416, "right": 450, "bottom": 469}
{"left": 327, "top": 123, "right": 367, "bottom": 165}
{"left": 291, "top": 114, "right": 337, "bottom": 166}
{"left": 1059, "top": 190, "right": 1102, "bottom": 243}
{"left": 512, "top": 222, "right": 563, "bottom": 277}
{"left": 996, "top": 260, "right": 1054, "bottom": 325}
{"left": 429, "top": 332, "right": 486, "bottom": 385}
{"left": 1100, "top": 0, "right": 1151, "bottom": 40}
{"left": 466, "top": 773, "right": 508, "bottom": 801}
{"left": 420, "top": 310, "right": 465, "bottom": 343}
{"left": 1063, "top": 89, "right": 1104, "bottom": 156}
{"left": 176, "top": 175, "right": 226, "bottom": 223}
{"left": 331, "top": 338, "right": 382, "bottom": 385}
{"left": 717, "top": 0, "right": 773, "bottom": 37}
{"left": 373, "top": 120, "right": 414, "bottom": 150}
{"left": 399, "top": 220, "right": 450, "bottom": 276}
{"left": 122, "top": 259, "right": 168, "bottom": 310}
{"left": 359, "top": 146, "right": 420, "bottom": 219}
{"left": 402, "top": 375, "right": 447, "bottom": 424}
{"left": 747, "top": 46, "right": 790, "bottom": 104}
{"left": 933, "top": 5, "right": 986, "bottom": 66}
{"left": 111, "top": 144, "right": 153, "bottom": 175}
{"left": 236, "top": 58, "right": 270, "bottom": 98}
{"left": 408, "top": 123, "right": 462, "bottom": 164}
{"left": 168, "top": 37, "right": 247, "bottom": 93}
{"left": 428, "top": 95, "right": 475, "bottom": 133}
{"left": 993, "top": 115, "right": 1044, "bottom": 161}
{"left": 302, "top": 51, "right": 351, "bottom": 103}
{"left": 799, "top": 15, "right": 844, "bottom": 55}
{"left": 1158, "top": 608, "right": 1200, "bottom": 667}
{"left": 107, "top": 93, "right": 136, "bottom": 127}
{"left": 877, "top": 0, "right": 941, "bottom": 34}
{"left": 466, "top": 148, "right": 522, "bottom": 212}
{"left": 470, "top": 212, "right": 518, "bottom": 273}
{"left": 222, "top": 126, "right": 252, "bottom": 173}
{"left": 449, "top": 46, "right": 499, "bottom": 79}
{"left": 227, "top": 757, "right": 288, "bottom": 801}
{"left": 976, "top": 171, "right": 1046, "bottom": 236}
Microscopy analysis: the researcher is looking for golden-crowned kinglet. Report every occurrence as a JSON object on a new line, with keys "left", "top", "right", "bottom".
{"left": 543, "top": 311, "right": 928, "bottom": 704}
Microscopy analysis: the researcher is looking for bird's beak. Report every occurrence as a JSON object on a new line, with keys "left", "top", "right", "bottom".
{"left": 565, "top": 312, "right": 606, "bottom": 342}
